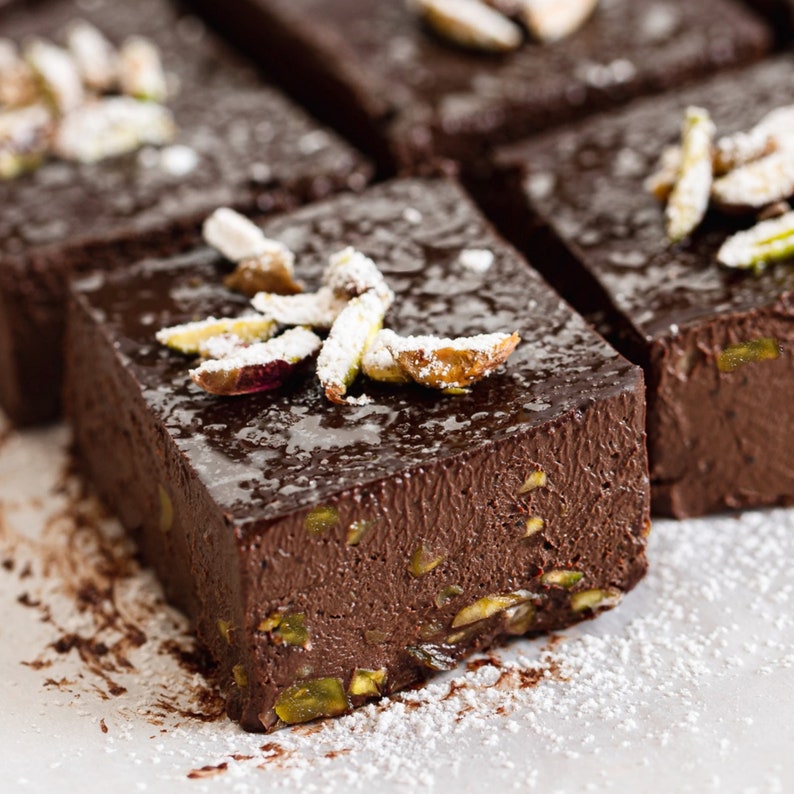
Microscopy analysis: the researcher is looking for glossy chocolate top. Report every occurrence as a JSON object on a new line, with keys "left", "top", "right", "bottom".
{"left": 0, "top": 0, "right": 369, "bottom": 259}
{"left": 73, "top": 179, "right": 639, "bottom": 522}
{"left": 498, "top": 56, "right": 794, "bottom": 342}
{"left": 244, "top": 0, "right": 769, "bottom": 154}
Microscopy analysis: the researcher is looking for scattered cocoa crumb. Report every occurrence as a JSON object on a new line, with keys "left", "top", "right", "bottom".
{"left": 99, "top": 718, "right": 108, "bottom": 734}
{"left": 230, "top": 754, "right": 254, "bottom": 762}
{"left": 325, "top": 749, "right": 351, "bottom": 759}
{"left": 17, "top": 592, "right": 41, "bottom": 608}
{"left": 187, "top": 763, "right": 228, "bottom": 779}
{"left": 2, "top": 558, "right": 13, "bottom": 571}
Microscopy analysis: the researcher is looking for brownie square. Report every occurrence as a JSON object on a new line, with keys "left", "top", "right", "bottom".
{"left": 491, "top": 56, "right": 794, "bottom": 518}
{"left": 65, "top": 178, "right": 650, "bottom": 731}
{"left": 185, "top": 0, "right": 770, "bottom": 172}
{"left": 0, "top": 0, "right": 371, "bottom": 425}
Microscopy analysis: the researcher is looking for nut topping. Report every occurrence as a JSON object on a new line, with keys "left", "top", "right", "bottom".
{"left": 118, "top": 36, "right": 168, "bottom": 102}
{"left": 711, "top": 151, "right": 794, "bottom": 212}
{"left": 717, "top": 211, "right": 794, "bottom": 270}
{"left": 0, "top": 39, "right": 39, "bottom": 108}
{"left": 189, "top": 326, "right": 321, "bottom": 396}
{"left": 66, "top": 20, "right": 119, "bottom": 93}
{"left": 0, "top": 103, "right": 53, "bottom": 180}
{"left": 519, "top": 0, "right": 598, "bottom": 43}
{"left": 25, "top": 38, "right": 85, "bottom": 115}
{"left": 251, "top": 288, "right": 349, "bottom": 330}
{"left": 409, "top": 0, "right": 523, "bottom": 53}
{"left": 156, "top": 315, "right": 276, "bottom": 355}
{"left": 361, "top": 329, "right": 413, "bottom": 384}
{"left": 665, "top": 106, "right": 715, "bottom": 243}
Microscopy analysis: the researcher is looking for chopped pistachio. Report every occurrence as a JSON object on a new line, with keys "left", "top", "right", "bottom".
{"left": 217, "top": 619, "right": 232, "bottom": 644}
{"left": 519, "top": 0, "right": 598, "bottom": 43}
{"left": 390, "top": 331, "right": 521, "bottom": 390}
{"left": 361, "top": 329, "right": 413, "bottom": 384}
{"left": 419, "top": 619, "right": 446, "bottom": 640}
{"left": 349, "top": 668, "right": 387, "bottom": 698}
{"left": 519, "top": 469, "right": 547, "bottom": 494}
{"left": 158, "top": 484, "right": 173, "bottom": 533}
{"left": 408, "top": 542, "right": 444, "bottom": 578}
{"left": 445, "top": 627, "right": 477, "bottom": 645}
{"left": 712, "top": 151, "right": 794, "bottom": 212}
{"left": 0, "top": 39, "right": 39, "bottom": 108}
{"left": 716, "top": 338, "right": 781, "bottom": 373}
{"left": 571, "top": 588, "right": 623, "bottom": 613}
{"left": 203, "top": 207, "right": 294, "bottom": 266}
{"left": 232, "top": 664, "right": 248, "bottom": 688}
{"left": 644, "top": 145, "right": 681, "bottom": 203}
{"left": 541, "top": 569, "right": 584, "bottom": 588}
{"left": 273, "top": 678, "right": 350, "bottom": 725}
{"left": 451, "top": 590, "right": 533, "bottom": 628}
{"left": 324, "top": 247, "right": 394, "bottom": 309}
{"left": 25, "top": 38, "right": 84, "bottom": 115}
{"left": 715, "top": 104, "right": 794, "bottom": 174}
{"left": 259, "top": 611, "right": 311, "bottom": 648}
{"left": 435, "top": 584, "right": 464, "bottom": 609}
{"left": 190, "top": 327, "right": 321, "bottom": 396}
{"left": 0, "top": 103, "right": 53, "bottom": 180}
{"left": 156, "top": 315, "right": 276, "bottom": 355}
{"left": 305, "top": 505, "right": 340, "bottom": 537}
{"left": 405, "top": 643, "right": 457, "bottom": 671}
{"left": 717, "top": 210, "right": 794, "bottom": 270}
{"left": 317, "top": 290, "right": 388, "bottom": 404}
{"left": 225, "top": 256, "right": 303, "bottom": 298}
{"left": 197, "top": 333, "right": 250, "bottom": 361}
{"left": 410, "top": 0, "right": 523, "bottom": 53}
{"left": 504, "top": 601, "right": 536, "bottom": 635}
{"left": 66, "top": 19, "right": 119, "bottom": 92}
{"left": 251, "top": 287, "right": 349, "bottom": 330}
{"left": 523, "top": 516, "right": 544, "bottom": 538}
{"left": 665, "top": 106, "right": 715, "bottom": 243}
{"left": 346, "top": 519, "right": 375, "bottom": 546}
{"left": 54, "top": 97, "right": 175, "bottom": 163}
{"left": 118, "top": 36, "right": 167, "bottom": 102}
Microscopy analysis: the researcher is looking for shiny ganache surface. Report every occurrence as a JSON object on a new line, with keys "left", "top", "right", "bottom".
{"left": 498, "top": 55, "right": 794, "bottom": 342}
{"left": 0, "top": 0, "right": 368, "bottom": 258}
{"left": 76, "top": 179, "right": 638, "bottom": 522}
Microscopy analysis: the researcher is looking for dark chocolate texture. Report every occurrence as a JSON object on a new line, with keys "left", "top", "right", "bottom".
{"left": 0, "top": 0, "right": 371, "bottom": 426}
{"left": 185, "top": 0, "right": 771, "bottom": 172}
{"left": 65, "top": 178, "right": 650, "bottom": 731}
{"left": 492, "top": 56, "right": 794, "bottom": 518}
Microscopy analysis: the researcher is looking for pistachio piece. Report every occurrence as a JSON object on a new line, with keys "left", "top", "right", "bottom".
{"left": 570, "top": 588, "right": 622, "bottom": 613}
{"left": 349, "top": 668, "right": 387, "bottom": 698}
{"left": 519, "top": 469, "right": 547, "bottom": 493}
{"left": 156, "top": 315, "right": 276, "bottom": 355}
{"left": 225, "top": 257, "right": 303, "bottom": 298}
{"left": 644, "top": 145, "right": 681, "bottom": 203}
{"left": 118, "top": 36, "right": 167, "bottom": 102}
{"left": 716, "top": 338, "right": 780, "bottom": 373}
{"left": 405, "top": 643, "right": 457, "bottom": 671}
{"left": 504, "top": 601, "right": 536, "bottom": 634}
{"left": 435, "top": 584, "right": 464, "bottom": 609}
{"left": 390, "top": 331, "right": 521, "bottom": 390}
{"left": 519, "top": 0, "right": 598, "bottom": 43}
{"left": 346, "top": 519, "right": 375, "bottom": 546}
{"left": 190, "top": 326, "right": 321, "bottom": 396}
{"left": 197, "top": 333, "right": 250, "bottom": 361}
{"left": 0, "top": 103, "right": 53, "bottom": 180}
{"left": 711, "top": 151, "right": 794, "bottom": 212}
{"left": 217, "top": 619, "right": 232, "bottom": 644}
{"left": 0, "top": 39, "right": 39, "bottom": 108}
{"left": 324, "top": 247, "right": 394, "bottom": 310}
{"left": 715, "top": 104, "right": 794, "bottom": 174}
{"left": 54, "top": 97, "right": 175, "bottom": 163}
{"left": 717, "top": 210, "right": 794, "bottom": 270}
{"left": 361, "top": 330, "right": 413, "bottom": 384}
{"left": 259, "top": 610, "right": 311, "bottom": 648}
{"left": 317, "top": 290, "right": 388, "bottom": 404}
{"left": 158, "top": 484, "right": 173, "bottom": 533}
{"left": 24, "top": 38, "right": 84, "bottom": 115}
{"left": 409, "top": 0, "right": 523, "bottom": 53}
{"left": 65, "top": 20, "right": 119, "bottom": 92}
{"left": 541, "top": 569, "right": 584, "bottom": 588}
{"left": 408, "top": 542, "right": 444, "bottom": 578}
{"left": 305, "top": 505, "right": 339, "bottom": 537}
{"left": 232, "top": 664, "right": 248, "bottom": 688}
{"left": 523, "top": 516, "right": 544, "bottom": 537}
{"left": 273, "top": 678, "right": 350, "bottom": 725}
{"left": 251, "top": 288, "right": 349, "bottom": 330}
{"left": 665, "top": 106, "right": 715, "bottom": 243}
{"left": 451, "top": 590, "right": 533, "bottom": 628}
{"left": 203, "top": 208, "right": 295, "bottom": 267}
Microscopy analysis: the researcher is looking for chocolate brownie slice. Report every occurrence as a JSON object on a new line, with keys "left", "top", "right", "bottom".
{"left": 490, "top": 56, "right": 794, "bottom": 518}
{"left": 0, "top": 0, "right": 370, "bottom": 425}
{"left": 184, "top": 0, "right": 770, "bottom": 172}
{"left": 65, "top": 178, "right": 650, "bottom": 731}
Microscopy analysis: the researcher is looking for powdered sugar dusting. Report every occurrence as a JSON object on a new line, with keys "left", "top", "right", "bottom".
{"left": 0, "top": 420, "right": 792, "bottom": 791}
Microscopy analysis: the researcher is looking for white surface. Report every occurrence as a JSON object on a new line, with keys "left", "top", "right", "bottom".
{"left": 0, "top": 421, "right": 792, "bottom": 793}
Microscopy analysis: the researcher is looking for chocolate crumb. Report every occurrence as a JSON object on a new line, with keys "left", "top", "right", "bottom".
{"left": 187, "top": 763, "right": 228, "bottom": 780}
{"left": 99, "top": 718, "right": 108, "bottom": 734}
